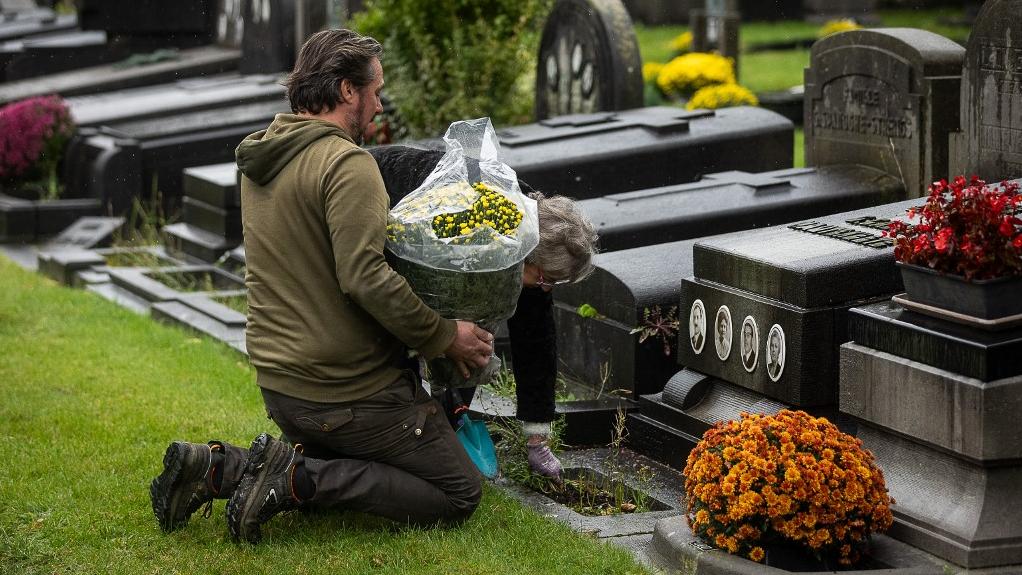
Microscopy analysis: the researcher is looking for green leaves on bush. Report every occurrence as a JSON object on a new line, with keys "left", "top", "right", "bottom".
{"left": 353, "top": 0, "right": 553, "bottom": 138}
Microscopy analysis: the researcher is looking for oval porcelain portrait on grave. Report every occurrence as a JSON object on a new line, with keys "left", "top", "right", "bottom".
{"left": 689, "top": 299, "right": 707, "bottom": 354}
{"left": 766, "top": 324, "right": 786, "bottom": 382}
{"left": 714, "top": 305, "right": 733, "bottom": 361}
{"left": 740, "top": 316, "right": 758, "bottom": 372}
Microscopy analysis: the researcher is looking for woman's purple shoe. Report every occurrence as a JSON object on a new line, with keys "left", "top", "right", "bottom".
{"left": 526, "top": 435, "right": 562, "bottom": 480}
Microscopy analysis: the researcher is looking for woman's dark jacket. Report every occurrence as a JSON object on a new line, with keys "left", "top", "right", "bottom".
{"left": 369, "top": 145, "right": 556, "bottom": 423}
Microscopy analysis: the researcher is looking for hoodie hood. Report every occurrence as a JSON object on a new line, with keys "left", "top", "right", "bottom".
{"left": 236, "top": 114, "right": 353, "bottom": 186}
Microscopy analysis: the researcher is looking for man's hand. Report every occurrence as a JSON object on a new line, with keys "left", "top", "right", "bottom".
{"left": 444, "top": 321, "right": 494, "bottom": 379}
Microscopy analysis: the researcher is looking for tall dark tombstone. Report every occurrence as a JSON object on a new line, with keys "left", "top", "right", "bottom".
{"left": 950, "top": 0, "right": 1022, "bottom": 183}
{"left": 805, "top": 28, "right": 965, "bottom": 197}
{"left": 240, "top": 0, "right": 330, "bottom": 74}
{"left": 535, "top": 0, "right": 643, "bottom": 121}
{"left": 78, "top": 0, "right": 218, "bottom": 48}
{"left": 690, "top": 0, "right": 740, "bottom": 74}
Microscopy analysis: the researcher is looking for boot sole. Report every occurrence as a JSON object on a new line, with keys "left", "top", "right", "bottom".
{"left": 226, "top": 435, "right": 273, "bottom": 544}
{"left": 150, "top": 442, "right": 190, "bottom": 533}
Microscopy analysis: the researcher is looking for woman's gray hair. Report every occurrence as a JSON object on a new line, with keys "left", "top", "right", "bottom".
{"left": 524, "top": 191, "right": 599, "bottom": 282}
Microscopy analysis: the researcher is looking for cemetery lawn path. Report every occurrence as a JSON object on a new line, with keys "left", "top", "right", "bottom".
{"left": 0, "top": 257, "right": 649, "bottom": 575}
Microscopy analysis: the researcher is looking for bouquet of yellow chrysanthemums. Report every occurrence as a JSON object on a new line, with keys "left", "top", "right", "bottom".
{"left": 684, "top": 410, "right": 894, "bottom": 567}
{"left": 387, "top": 118, "right": 538, "bottom": 387}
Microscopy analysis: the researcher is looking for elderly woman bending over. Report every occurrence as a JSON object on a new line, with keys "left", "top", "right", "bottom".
{"left": 369, "top": 145, "right": 598, "bottom": 480}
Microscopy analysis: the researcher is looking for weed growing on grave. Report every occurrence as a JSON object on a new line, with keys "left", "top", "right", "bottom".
{"left": 149, "top": 271, "right": 218, "bottom": 294}
{"left": 493, "top": 405, "right": 657, "bottom": 517}
{"left": 213, "top": 294, "right": 249, "bottom": 315}
{"left": 631, "top": 305, "right": 680, "bottom": 357}
{"left": 111, "top": 177, "right": 174, "bottom": 248}
{"left": 483, "top": 359, "right": 578, "bottom": 403}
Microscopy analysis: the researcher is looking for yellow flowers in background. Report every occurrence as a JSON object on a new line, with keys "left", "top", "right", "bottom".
{"left": 656, "top": 52, "right": 736, "bottom": 99}
{"left": 686, "top": 82, "right": 759, "bottom": 111}
{"left": 669, "top": 30, "right": 693, "bottom": 54}
{"left": 431, "top": 182, "right": 523, "bottom": 239}
{"left": 817, "top": 18, "right": 861, "bottom": 38}
{"left": 683, "top": 410, "right": 894, "bottom": 566}
{"left": 642, "top": 62, "right": 664, "bottom": 84}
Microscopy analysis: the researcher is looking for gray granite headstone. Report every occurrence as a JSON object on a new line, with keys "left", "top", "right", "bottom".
{"left": 805, "top": 28, "right": 964, "bottom": 197}
{"left": 535, "top": 0, "right": 643, "bottom": 121}
{"left": 690, "top": 0, "right": 739, "bottom": 74}
{"left": 951, "top": 0, "right": 1022, "bottom": 182}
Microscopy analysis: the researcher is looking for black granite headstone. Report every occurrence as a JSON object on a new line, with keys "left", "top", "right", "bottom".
{"left": 240, "top": 0, "right": 296, "bottom": 74}
{"left": 690, "top": 0, "right": 740, "bottom": 75}
{"left": 535, "top": 0, "right": 643, "bottom": 121}
{"left": 580, "top": 165, "right": 903, "bottom": 252}
{"left": 805, "top": 28, "right": 964, "bottom": 197}
{"left": 497, "top": 105, "right": 793, "bottom": 198}
{"left": 803, "top": 0, "right": 877, "bottom": 23}
{"left": 676, "top": 199, "right": 920, "bottom": 406}
{"left": 951, "top": 0, "right": 1022, "bottom": 183}
{"left": 79, "top": 0, "right": 217, "bottom": 42}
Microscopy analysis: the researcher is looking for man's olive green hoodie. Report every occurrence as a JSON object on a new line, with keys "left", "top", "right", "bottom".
{"left": 236, "top": 113, "right": 456, "bottom": 403}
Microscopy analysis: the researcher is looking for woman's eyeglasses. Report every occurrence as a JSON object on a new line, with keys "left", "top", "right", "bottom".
{"left": 537, "top": 269, "right": 571, "bottom": 288}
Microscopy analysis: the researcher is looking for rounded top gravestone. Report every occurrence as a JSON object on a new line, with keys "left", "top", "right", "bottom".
{"left": 958, "top": 0, "right": 1022, "bottom": 183}
{"left": 805, "top": 28, "right": 964, "bottom": 197}
{"left": 535, "top": 0, "right": 643, "bottom": 120}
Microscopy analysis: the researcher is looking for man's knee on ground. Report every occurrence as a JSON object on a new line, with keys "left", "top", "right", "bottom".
{"left": 442, "top": 472, "right": 483, "bottom": 525}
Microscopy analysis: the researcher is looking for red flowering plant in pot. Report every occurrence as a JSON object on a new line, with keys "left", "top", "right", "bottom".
{"left": 0, "top": 95, "right": 76, "bottom": 201}
{"left": 885, "top": 176, "right": 1022, "bottom": 320}
{"left": 683, "top": 410, "right": 894, "bottom": 568}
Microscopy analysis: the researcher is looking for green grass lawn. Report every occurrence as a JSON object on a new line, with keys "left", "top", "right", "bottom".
{"left": 0, "top": 256, "right": 649, "bottom": 575}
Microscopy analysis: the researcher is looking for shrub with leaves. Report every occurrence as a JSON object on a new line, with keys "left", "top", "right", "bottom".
{"left": 0, "top": 95, "right": 75, "bottom": 200}
{"left": 686, "top": 82, "right": 759, "bottom": 111}
{"left": 656, "top": 52, "right": 735, "bottom": 99}
{"left": 886, "top": 176, "right": 1022, "bottom": 280}
{"left": 353, "top": 0, "right": 552, "bottom": 138}
{"left": 684, "top": 410, "right": 894, "bottom": 566}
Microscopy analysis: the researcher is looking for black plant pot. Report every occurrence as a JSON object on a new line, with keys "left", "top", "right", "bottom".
{"left": 897, "top": 262, "right": 1022, "bottom": 320}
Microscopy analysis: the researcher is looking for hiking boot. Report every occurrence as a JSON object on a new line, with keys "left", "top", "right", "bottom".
{"left": 226, "top": 433, "right": 303, "bottom": 544}
{"left": 527, "top": 435, "right": 563, "bottom": 481}
{"left": 150, "top": 441, "right": 224, "bottom": 532}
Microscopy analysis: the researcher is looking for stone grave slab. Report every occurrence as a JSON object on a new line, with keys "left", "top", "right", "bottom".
{"left": 42, "top": 216, "right": 123, "bottom": 250}
{"left": 67, "top": 73, "right": 284, "bottom": 128}
{"left": 580, "top": 165, "right": 903, "bottom": 251}
{"left": 182, "top": 197, "right": 241, "bottom": 241}
{"left": 63, "top": 98, "right": 286, "bottom": 215}
{"left": 805, "top": 28, "right": 964, "bottom": 197}
{"left": 106, "top": 264, "right": 244, "bottom": 304}
{"left": 0, "top": 192, "right": 102, "bottom": 244}
{"left": 676, "top": 200, "right": 919, "bottom": 407}
{"left": 0, "top": 44, "right": 241, "bottom": 106}
{"left": 847, "top": 300, "right": 1022, "bottom": 382}
{"left": 0, "top": 193, "right": 34, "bottom": 243}
{"left": 554, "top": 238, "right": 699, "bottom": 398}
{"left": 182, "top": 162, "right": 239, "bottom": 208}
{"left": 626, "top": 369, "right": 789, "bottom": 470}
{"left": 162, "top": 222, "right": 238, "bottom": 264}
{"left": 0, "top": 13, "right": 76, "bottom": 43}
{"left": 0, "top": 30, "right": 120, "bottom": 82}
{"left": 493, "top": 447, "right": 684, "bottom": 540}
{"left": 535, "top": 0, "right": 643, "bottom": 120}
{"left": 841, "top": 342, "right": 1022, "bottom": 463}
{"left": 951, "top": 0, "right": 1022, "bottom": 183}
{"left": 468, "top": 386, "right": 634, "bottom": 447}
{"left": 497, "top": 105, "right": 793, "bottom": 198}
{"left": 150, "top": 292, "right": 246, "bottom": 349}
{"left": 36, "top": 245, "right": 183, "bottom": 287}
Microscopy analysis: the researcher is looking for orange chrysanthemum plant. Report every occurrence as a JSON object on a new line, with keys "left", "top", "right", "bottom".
{"left": 683, "top": 410, "right": 894, "bottom": 566}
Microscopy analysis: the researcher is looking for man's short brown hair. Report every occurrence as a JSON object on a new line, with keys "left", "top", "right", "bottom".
{"left": 284, "top": 29, "right": 383, "bottom": 115}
